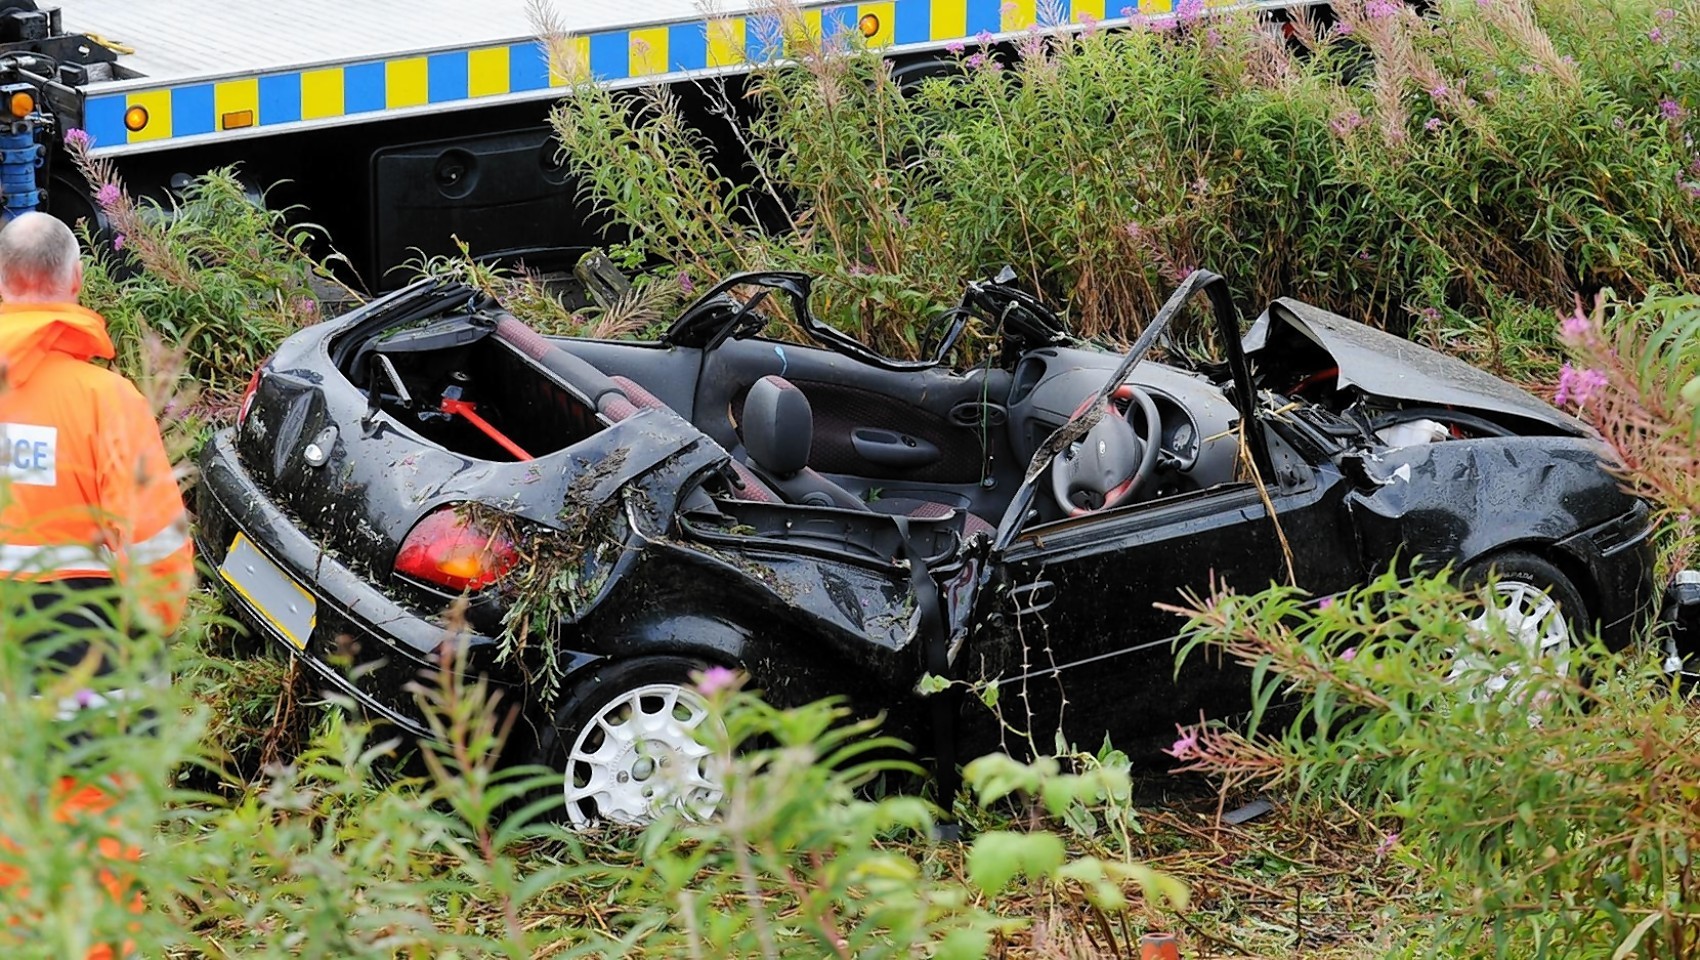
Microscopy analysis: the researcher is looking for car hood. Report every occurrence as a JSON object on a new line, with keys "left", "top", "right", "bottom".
{"left": 1245, "top": 299, "right": 1588, "bottom": 436}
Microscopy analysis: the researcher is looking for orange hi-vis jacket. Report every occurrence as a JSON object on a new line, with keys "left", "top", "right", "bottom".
{"left": 0, "top": 302, "right": 192, "bottom": 632}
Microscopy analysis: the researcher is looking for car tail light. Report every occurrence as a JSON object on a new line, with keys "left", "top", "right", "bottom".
{"left": 394, "top": 507, "right": 519, "bottom": 592}
{"left": 237, "top": 361, "right": 268, "bottom": 427}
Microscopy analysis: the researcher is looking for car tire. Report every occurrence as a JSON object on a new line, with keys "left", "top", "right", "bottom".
{"left": 1451, "top": 550, "right": 1588, "bottom": 702}
{"left": 531, "top": 655, "right": 725, "bottom": 828}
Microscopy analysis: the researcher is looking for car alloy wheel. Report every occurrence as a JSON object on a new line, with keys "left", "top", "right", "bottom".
{"left": 562, "top": 681, "right": 723, "bottom": 827}
{"left": 1446, "top": 552, "right": 1584, "bottom": 723}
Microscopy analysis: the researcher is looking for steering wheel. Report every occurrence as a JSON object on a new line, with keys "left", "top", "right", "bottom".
{"left": 1049, "top": 384, "right": 1163, "bottom": 516}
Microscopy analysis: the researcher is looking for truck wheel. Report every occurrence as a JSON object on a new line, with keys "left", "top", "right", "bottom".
{"left": 1449, "top": 550, "right": 1587, "bottom": 704}
{"left": 532, "top": 656, "right": 725, "bottom": 828}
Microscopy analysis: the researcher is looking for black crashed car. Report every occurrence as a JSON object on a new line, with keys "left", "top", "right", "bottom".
{"left": 196, "top": 268, "right": 1665, "bottom": 825}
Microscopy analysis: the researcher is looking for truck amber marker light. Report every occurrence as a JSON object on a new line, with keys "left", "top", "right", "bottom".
{"left": 859, "top": 13, "right": 880, "bottom": 36}
{"left": 123, "top": 105, "right": 147, "bottom": 131}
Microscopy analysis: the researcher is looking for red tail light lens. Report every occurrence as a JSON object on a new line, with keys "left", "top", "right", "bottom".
{"left": 237, "top": 362, "right": 267, "bottom": 427}
{"left": 394, "top": 507, "right": 519, "bottom": 592}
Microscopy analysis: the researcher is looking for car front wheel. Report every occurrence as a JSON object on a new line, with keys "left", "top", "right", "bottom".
{"left": 1449, "top": 550, "right": 1587, "bottom": 705}
{"left": 532, "top": 656, "right": 725, "bottom": 828}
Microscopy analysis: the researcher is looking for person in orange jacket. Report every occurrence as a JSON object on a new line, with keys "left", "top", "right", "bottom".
{"left": 0, "top": 212, "right": 192, "bottom": 643}
{"left": 0, "top": 212, "right": 190, "bottom": 960}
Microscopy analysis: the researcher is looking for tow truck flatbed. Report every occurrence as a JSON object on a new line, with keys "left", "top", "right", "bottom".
{"left": 59, "top": 0, "right": 764, "bottom": 84}
{"left": 57, "top": 0, "right": 1067, "bottom": 155}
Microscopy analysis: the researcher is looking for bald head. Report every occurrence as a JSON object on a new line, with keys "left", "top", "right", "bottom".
{"left": 0, "top": 212, "right": 82, "bottom": 304}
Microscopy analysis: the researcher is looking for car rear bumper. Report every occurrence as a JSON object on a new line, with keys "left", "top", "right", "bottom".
{"left": 195, "top": 428, "right": 509, "bottom": 739}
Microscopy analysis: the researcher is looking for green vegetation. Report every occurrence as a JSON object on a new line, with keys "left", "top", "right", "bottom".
{"left": 549, "top": 0, "right": 1700, "bottom": 376}
{"left": 7, "top": 0, "right": 1700, "bottom": 955}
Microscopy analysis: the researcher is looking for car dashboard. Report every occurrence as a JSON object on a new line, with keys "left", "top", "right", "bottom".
{"left": 1006, "top": 347, "right": 1243, "bottom": 504}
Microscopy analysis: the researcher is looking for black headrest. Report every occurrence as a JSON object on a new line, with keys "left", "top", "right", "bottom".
{"left": 744, "top": 375, "right": 813, "bottom": 477}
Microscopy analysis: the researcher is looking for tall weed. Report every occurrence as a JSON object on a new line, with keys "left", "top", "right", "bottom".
{"left": 545, "top": 0, "right": 1700, "bottom": 372}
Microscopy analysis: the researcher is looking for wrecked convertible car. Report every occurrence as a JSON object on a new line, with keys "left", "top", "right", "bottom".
{"left": 196, "top": 268, "right": 1660, "bottom": 825}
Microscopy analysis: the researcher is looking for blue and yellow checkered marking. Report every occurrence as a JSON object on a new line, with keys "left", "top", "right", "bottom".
{"left": 82, "top": 0, "right": 1148, "bottom": 151}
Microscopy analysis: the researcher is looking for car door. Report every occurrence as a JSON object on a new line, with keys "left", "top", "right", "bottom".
{"left": 963, "top": 467, "right": 1361, "bottom": 759}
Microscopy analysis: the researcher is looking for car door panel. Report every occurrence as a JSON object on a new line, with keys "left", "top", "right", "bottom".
{"left": 964, "top": 473, "right": 1362, "bottom": 759}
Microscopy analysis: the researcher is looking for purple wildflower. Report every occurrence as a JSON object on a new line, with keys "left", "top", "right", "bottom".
{"left": 297, "top": 296, "right": 319, "bottom": 316}
{"left": 95, "top": 183, "right": 121, "bottom": 209}
{"left": 1330, "top": 111, "right": 1366, "bottom": 136}
{"left": 1425, "top": 116, "right": 1443, "bottom": 131}
{"left": 696, "top": 665, "right": 739, "bottom": 695}
{"left": 976, "top": 29, "right": 994, "bottom": 44}
{"left": 1365, "top": 0, "right": 1400, "bottom": 19}
{"left": 1429, "top": 82, "right": 1449, "bottom": 99}
{"left": 1651, "top": 27, "right": 1667, "bottom": 43}
{"left": 1080, "top": 12, "right": 1101, "bottom": 34}
{"left": 1559, "top": 307, "right": 1591, "bottom": 341}
{"left": 1341, "top": 646, "right": 1357, "bottom": 662}
{"left": 1121, "top": 5, "right": 1137, "bottom": 17}
{"left": 1555, "top": 362, "right": 1607, "bottom": 407}
{"left": 1421, "top": 307, "right": 1442, "bottom": 323}
{"left": 73, "top": 688, "right": 98, "bottom": 709}
{"left": 1206, "top": 26, "right": 1222, "bottom": 45}
{"left": 1333, "top": 20, "right": 1354, "bottom": 35}
{"left": 1178, "top": 0, "right": 1205, "bottom": 21}
{"left": 1376, "top": 832, "right": 1399, "bottom": 859}
{"left": 1165, "top": 725, "right": 1200, "bottom": 760}
{"left": 966, "top": 52, "right": 987, "bottom": 68}
{"left": 1659, "top": 7, "right": 1678, "bottom": 21}
{"left": 1318, "top": 595, "right": 1336, "bottom": 610}
{"left": 112, "top": 233, "right": 125, "bottom": 252}
{"left": 947, "top": 39, "right": 966, "bottom": 54}
{"left": 678, "top": 270, "right": 695, "bottom": 295}
{"left": 63, "top": 127, "right": 91, "bottom": 150}
{"left": 1662, "top": 98, "right": 1686, "bottom": 122}
{"left": 1124, "top": 220, "right": 1145, "bottom": 238}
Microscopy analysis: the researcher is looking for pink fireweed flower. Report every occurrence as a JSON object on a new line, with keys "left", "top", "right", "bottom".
{"left": 1555, "top": 362, "right": 1607, "bottom": 407}
{"left": 1659, "top": 7, "right": 1678, "bottom": 21}
{"left": 696, "top": 665, "right": 739, "bottom": 695}
{"left": 1425, "top": 116, "right": 1443, "bottom": 131}
{"left": 1165, "top": 725, "right": 1200, "bottom": 760}
{"left": 1330, "top": 111, "right": 1366, "bottom": 136}
{"left": 976, "top": 29, "right": 994, "bottom": 44}
{"left": 1662, "top": 98, "right": 1687, "bottom": 122}
{"left": 1333, "top": 20, "right": 1354, "bottom": 35}
{"left": 1376, "top": 832, "right": 1399, "bottom": 859}
{"left": 1429, "top": 82, "right": 1449, "bottom": 99}
{"left": 1318, "top": 595, "right": 1335, "bottom": 610}
{"left": 297, "top": 296, "right": 319, "bottom": 316}
{"left": 1365, "top": 0, "right": 1401, "bottom": 18}
{"left": 95, "top": 183, "right": 121, "bottom": 209}
{"left": 678, "top": 270, "right": 695, "bottom": 295}
{"left": 1341, "top": 646, "right": 1357, "bottom": 662}
{"left": 111, "top": 233, "right": 125, "bottom": 251}
{"left": 1558, "top": 307, "right": 1591, "bottom": 341}
{"left": 1080, "top": 12, "right": 1100, "bottom": 34}
{"left": 947, "top": 39, "right": 966, "bottom": 54}
{"left": 1651, "top": 27, "right": 1667, "bottom": 43}
{"left": 63, "top": 127, "right": 91, "bottom": 150}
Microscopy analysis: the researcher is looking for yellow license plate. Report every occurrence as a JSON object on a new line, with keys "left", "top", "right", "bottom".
{"left": 218, "top": 532, "right": 317, "bottom": 650}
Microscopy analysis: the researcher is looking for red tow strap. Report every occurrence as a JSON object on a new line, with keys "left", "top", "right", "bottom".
{"left": 440, "top": 397, "right": 535, "bottom": 461}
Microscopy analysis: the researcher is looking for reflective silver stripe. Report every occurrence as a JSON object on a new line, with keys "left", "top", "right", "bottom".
{"left": 0, "top": 541, "right": 112, "bottom": 576}
{"left": 128, "top": 523, "right": 191, "bottom": 566}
